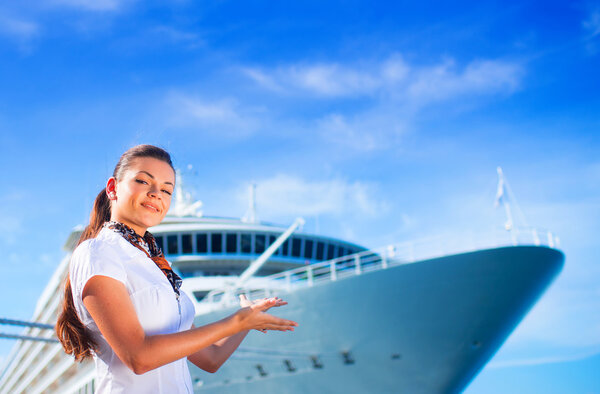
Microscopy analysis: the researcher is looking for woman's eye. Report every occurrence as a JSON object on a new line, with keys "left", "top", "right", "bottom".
{"left": 162, "top": 190, "right": 172, "bottom": 195}
{"left": 135, "top": 179, "right": 148, "bottom": 184}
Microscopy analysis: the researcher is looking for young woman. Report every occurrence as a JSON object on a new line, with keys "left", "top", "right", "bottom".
{"left": 56, "top": 144, "right": 297, "bottom": 393}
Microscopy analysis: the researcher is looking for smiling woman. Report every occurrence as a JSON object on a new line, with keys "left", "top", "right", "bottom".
{"left": 54, "top": 144, "right": 297, "bottom": 394}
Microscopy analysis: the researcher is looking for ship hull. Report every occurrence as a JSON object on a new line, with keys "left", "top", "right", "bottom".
{"left": 190, "top": 246, "right": 564, "bottom": 393}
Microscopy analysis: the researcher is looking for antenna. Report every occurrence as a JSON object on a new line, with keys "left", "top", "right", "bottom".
{"left": 169, "top": 168, "right": 203, "bottom": 217}
{"left": 242, "top": 183, "right": 258, "bottom": 224}
{"left": 495, "top": 167, "right": 529, "bottom": 244}
{"left": 495, "top": 167, "right": 513, "bottom": 231}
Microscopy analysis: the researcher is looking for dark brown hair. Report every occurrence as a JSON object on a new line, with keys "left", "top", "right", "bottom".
{"left": 56, "top": 144, "right": 174, "bottom": 361}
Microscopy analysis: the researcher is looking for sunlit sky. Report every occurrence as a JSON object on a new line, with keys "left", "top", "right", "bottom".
{"left": 0, "top": 1, "right": 599, "bottom": 392}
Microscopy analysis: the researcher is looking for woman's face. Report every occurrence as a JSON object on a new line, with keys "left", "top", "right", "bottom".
{"left": 108, "top": 157, "right": 175, "bottom": 235}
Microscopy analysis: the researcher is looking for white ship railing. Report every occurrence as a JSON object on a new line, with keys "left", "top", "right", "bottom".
{"left": 200, "top": 227, "right": 559, "bottom": 311}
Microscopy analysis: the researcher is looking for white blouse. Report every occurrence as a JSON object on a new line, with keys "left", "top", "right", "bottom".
{"left": 70, "top": 227, "right": 196, "bottom": 394}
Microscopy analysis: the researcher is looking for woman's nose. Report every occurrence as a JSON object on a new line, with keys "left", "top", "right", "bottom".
{"left": 147, "top": 186, "right": 159, "bottom": 198}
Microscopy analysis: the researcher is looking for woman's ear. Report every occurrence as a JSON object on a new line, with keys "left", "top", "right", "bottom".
{"left": 106, "top": 178, "right": 117, "bottom": 200}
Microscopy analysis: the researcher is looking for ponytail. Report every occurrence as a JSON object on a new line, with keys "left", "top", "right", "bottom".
{"left": 78, "top": 189, "right": 111, "bottom": 244}
{"left": 56, "top": 188, "right": 110, "bottom": 361}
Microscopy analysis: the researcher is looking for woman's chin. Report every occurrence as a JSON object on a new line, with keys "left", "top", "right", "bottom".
{"left": 143, "top": 215, "right": 165, "bottom": 229}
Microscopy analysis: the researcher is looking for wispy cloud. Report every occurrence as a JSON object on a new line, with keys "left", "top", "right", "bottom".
{"left": 46, "top": 0, "right": 129, "bottom": 11}
{"left": 314, "top": 110, "right": 406, "bottom": 152}
{"left": 242, "top": 55, "right": 522, "bottom": 104}
{"left": 0, "top": 14, "right": 39, "bottom": 52}
{"left": 241, "top": 55, "right": 523, "bottom": 153}
{"left": 235, "top": 174, "right": 389, "bottom": 219}
{"left": 583, "top": 7, "right": 600, "bottom": 54}
{"left": 406, "top": 59, "right": 521, "bottom": 104}
{"left": 242, "top": 55, "right": 408, "bottom": 97}
{"left": 152, "top": 26, "right": 203, "bottom": 47}
{"left": 488, "top": 349, "right": 600, "bottom": 369}
{"left": 164, "top": 93, "right": 263, "bottom": 137}
{"left": 583, "top": 8, "right": 600, "bottom": 38}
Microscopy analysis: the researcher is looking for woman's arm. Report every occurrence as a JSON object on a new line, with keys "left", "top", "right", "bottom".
{"left": 187, "top": 330, "right": 248, "bottom": 373}
{"left": 188, "top": 295, "right": 287, "bottom": 372}
{"left": 82, "top": 276, "right": 296, "bottom": 375}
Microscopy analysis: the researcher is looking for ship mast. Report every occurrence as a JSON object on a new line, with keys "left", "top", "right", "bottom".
{"left": 169, "top": 169, "right": 203, "bottom": 217}
{"left": 242, "top": 183, "right": 258, "bottom": 224}
{"left": 495, "top": 167, "right": 513, "bottom": 231}
{"left": 495, "top": 167, "right": 529, "bottom": 244}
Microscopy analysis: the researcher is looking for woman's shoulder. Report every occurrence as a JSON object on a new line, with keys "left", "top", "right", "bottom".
{"left": 71, "top": 228, "right": 128, "bottom": 265}
{"left": 70, "top": 228, "right": 130, "bottom": 287}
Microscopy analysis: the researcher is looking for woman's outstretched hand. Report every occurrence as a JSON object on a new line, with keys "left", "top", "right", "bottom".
{"left": 236, "top": 295, "right": 297, "bottom": 334}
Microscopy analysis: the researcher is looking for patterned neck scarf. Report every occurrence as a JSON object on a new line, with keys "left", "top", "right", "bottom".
{"left": 103, "top": 221, "right": 182, "bottom": 297}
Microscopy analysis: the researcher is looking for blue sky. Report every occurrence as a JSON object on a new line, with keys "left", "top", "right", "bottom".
{"left": 0, "top": 0, "right": 599, "bottom": 391}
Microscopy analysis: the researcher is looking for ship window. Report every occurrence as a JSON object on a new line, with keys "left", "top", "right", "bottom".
{"left": 280, "top": 239, "right": 289, "bottom": 256}
{"left": 339, "top": 246, "right": 347, "bottom": 257}
{"left": 326, "top": 243, "right": 334, "bottom": 260}
{"left": 241, "top": 233, "right": 252, "bottom": 254}
{"left": 167, "top": 235, "right": 179, "bottom": 255}
{"left": 182, "top": 234, "right": 193, "bottom": 254}
{"left": 211, "top": 233, "right": 223, "bottom": 253}
{"left": 268, "top": 234, "right": 276, "bottom": 247}
{"left": 193, "top": 291, "right": 209, "bottom": 302}
{"left": 155, "top": 236, "right": 164, "bottom": 252}
{"left": 333, "top": 245, "right": 340, "bottom": 259}
{"left": 291, "top": 238, "right": 301, "bottom": 257}
{"left": 255, "top": 234, "right": 266, "bottom": 254}
{"left": 196, "top": 233, "right": 207, "bottom": 253}
{"left": 304, "top": 239, "right": 314, "bottom": 259}
{"left": 316, "top": 241, "right": 324, "bottom": 260}
{"left": 226, "top": 233, "right": 238, "bottom": 253}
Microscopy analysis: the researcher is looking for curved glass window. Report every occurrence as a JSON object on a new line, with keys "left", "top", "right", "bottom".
{"left": 167, "top": 235, "right": 178, "bottom": 255}
{"left": 226, "top": 233, "right": 238, "bottom": 253}
{"left": 182, "top": 234, "right": 193, "bottom": 254}
{"left": 316, "top": 241, "right": 324, "bottom": 260}
{"left": 339, "top": 246, "right": 347, "bottom": 257}
{"left": 196, "top": 233, "right": 207, "bottom": 253}
{"left": 291, "top": 238, "right": 302, "bottom": 257}
{"left": 241, "top": 233, "right": 252, "bottom": 254}
{"left": 211, "top": 233, "right": 222, "bottom": 253}
{"left": 255, "top": 234, "right": 266, "bottom": 254}
{"left": 325, "top": 243, "right": 333, "bottom": 260}
{"left": 280, "top": 239, "right": 289, "bottom": 256}
{"left": 304, "top": 239, "right": 314, "bottom": 259}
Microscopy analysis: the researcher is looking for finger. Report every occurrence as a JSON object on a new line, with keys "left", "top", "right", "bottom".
{"left": 252, "top": 298, "right": 278, "bottom": 312}
{"left": 261, "top": 323, "right": 296, "bottom": 331}
{"left": 262, "top": 316, "right": 298, "bottom": 329}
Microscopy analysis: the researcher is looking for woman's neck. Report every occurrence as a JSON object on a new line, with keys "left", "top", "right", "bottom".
{"left": 108, "top": 216, "right": 146, "bottom": 237}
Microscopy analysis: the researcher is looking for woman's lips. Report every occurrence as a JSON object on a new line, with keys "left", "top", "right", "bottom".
{"left": 141, "top": 202, "right": 159, "bottom": 212}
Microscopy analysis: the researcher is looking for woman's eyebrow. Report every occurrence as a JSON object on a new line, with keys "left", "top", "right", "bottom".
{"left": 136, "top": 171, "right": 174, "bottom": 186}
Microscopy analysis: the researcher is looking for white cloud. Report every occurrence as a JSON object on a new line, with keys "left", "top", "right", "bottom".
{"left": 243, "top": 55, "right": 522, "bottom": 103}
{"left": 236, "top": 175, "right": 388, "bottom": 219}
{"left": 152, "top": 26, "right": 203, "bottom": 47}
{"left": 407, "top": 59, "right": 521, "bottom": 104}
{"left": 164, "top": 93, "right": 262, "bottom": 137}
{"left": 0, "top": 15, "right": 38, "bottom": 41}
{"left": 583, "top": 9, "right": 600, "bottom": 38}
{"left": 243, "top": 55, "right": 409, "bottom": 97}
{"left": 314, "top": 111, "right": 406, "bottom": 152}
{"left": 46, "top": 0, "right": 128, "bottom": 11}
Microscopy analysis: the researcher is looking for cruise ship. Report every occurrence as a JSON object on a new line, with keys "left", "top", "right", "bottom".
{"left": 0, "top": 172, "right": 564, "bottom": 393}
